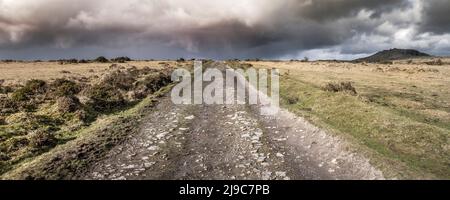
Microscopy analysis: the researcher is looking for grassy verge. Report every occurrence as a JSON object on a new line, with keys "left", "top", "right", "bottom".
{"left": 1, "top": 84, "right": 174, "bottom": 180}
{"left": 241, "top": 61, "right": 449, "bottom": 179}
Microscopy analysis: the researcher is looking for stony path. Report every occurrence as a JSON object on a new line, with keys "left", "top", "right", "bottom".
{"left": 83, "top": 62, "right": 384, "bottom": 180}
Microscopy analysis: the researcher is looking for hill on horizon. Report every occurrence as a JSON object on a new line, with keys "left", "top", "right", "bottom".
{"left": 355, "top": 48, "right": 432, "bottom": 63}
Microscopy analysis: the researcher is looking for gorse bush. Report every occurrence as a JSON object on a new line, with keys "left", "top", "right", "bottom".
{"left": 112, "top": 57, "right": 132, "bottom": 63}
{"left": 29, "top": 130, "right": 57, "bottom": 149}
{"left": 94, "top": 56, "right": 109, "bottom": 63}
{"left": 425, "top": 59, "right": 444, "bottom": 66}
{"left": 285, "top": 94, "right": 300, "bottom": 104}
{"left": 11, "top": 80, "right": 47, "bottom": 101}
{"left": 86, "top": 84, "right": 125, "bottom": 112}
{"left": 322, "top": 81, "right": 357, "bottom": 95}
{"left": 3, "top": 137, "right": 29, "bottom": 153}
{"left": 0, "top": 80, "right": 13, "bottom": 94}
{"left": 56, "top": 96, "right": 81, "bottom": 113}
{"left": 101, "top": 70, "right": 136, "bottom": 91}
{"left": 50, "top": 79, "right": 81, "bottom": 97}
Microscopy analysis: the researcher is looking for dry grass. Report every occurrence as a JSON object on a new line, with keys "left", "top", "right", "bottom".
{"left": 0, "top": 61, "right": 179, "bottom": 86}
{"left": 248, "top": 58, "right": 450, "bottom": 179}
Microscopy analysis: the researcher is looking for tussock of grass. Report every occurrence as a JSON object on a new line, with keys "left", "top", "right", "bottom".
{"left": 322, "top": 81, "right": 357, "bottom": 95}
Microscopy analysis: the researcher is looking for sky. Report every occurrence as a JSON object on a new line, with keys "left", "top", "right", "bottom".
{"left": 0, "top": 0, "right": 449, "bottom": 60}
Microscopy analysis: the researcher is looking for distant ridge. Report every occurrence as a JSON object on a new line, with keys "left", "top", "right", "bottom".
{"left": 355, "top": 48, "right": 431, "bottom": 63}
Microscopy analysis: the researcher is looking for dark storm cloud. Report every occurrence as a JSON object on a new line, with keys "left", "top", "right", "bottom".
{"left": 169, "top": 19, "right": 348, "bottom": 58}
{"left": 292, "top": 0, "right": 407, "bottom": 21}
{"left": 0, "top": 0, "right": 449, "bottom": 60}
{"left": 176, "top": 0, "right": 410, "bottom": 58}
{"left": 420, "top": 0, "right": 450, "bottom": 34}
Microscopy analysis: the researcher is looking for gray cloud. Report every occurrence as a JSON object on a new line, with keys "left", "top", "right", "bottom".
{"left": 0, "top": 0, "right": 448, "bottom": 60}
{"left": 420, "top": 0, "right": 450, "bottom": 34}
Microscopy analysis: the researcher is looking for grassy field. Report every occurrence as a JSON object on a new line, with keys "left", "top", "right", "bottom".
{"left": 0, "top": 60, "right": 188, "bottom": 175}
{"left": 248, "top": 59, "right": 450, "bottom": 179}
{"left": 0, "top": 61, "right": 177, "bottom": 85}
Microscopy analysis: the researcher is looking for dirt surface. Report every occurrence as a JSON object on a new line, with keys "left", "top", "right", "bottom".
{"left": 82, "top": 62, "right": 384, "bottom": 180}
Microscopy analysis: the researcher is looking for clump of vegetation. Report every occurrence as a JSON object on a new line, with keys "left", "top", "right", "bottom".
{"left": 56, "top": 96, "right": 81, "bottom": 113}
{"left": 86, "top": 84, "right": 125, "bottom": 112}
{"left": 1, "top": 59, "right": 16, "bottom": 63}
{"left": 50, "top": 79, "right": 81, "bottom": 97}
{"left": 378, "top": 60, "right": 394, "bottom": 65}
{"left": 0, "top": 117, "right": 5, "bottom": 125}
{"left": 285, "top": 93, "right": 300, "bottom": 104}
{"left": 60, "top": 70, "right": 71, "bottom": 74}
{"left": 94, "top": 56, "right": 109, "bottom": 63}
{"left": 11, "top": 80, "right": 47, "bottom": 101}
{"left": 100, "top": 70, "right": 136, "bottom": 91}
{"left": 322, "top": 81, "right": 357, "bottom": 95}
{"left": 177, "top": 58, "right": 185, "bottom": 62}
{"left": 425, "top": 59, "right": 444, "bottom": 66}
{"left": 58, "top": 59, "right": 78, "bottom": 65}
{"left": 28, "top": 130, "right": 57, "bottom": 150}
{"left": 141, "top": 73, "right": 171, "bottom": 92}
{"left": 0, "top": 85, "right": 12, "bottom": 94}
{"left": 112, "top": 57, "right": 132, "bottom": 63}
{"left": 0, "top": 152, "right": 9, "bottom": 161}
{"left": 3, "top": 137, "right": 29, "bottom": 153}
{"left": 225, "top": 60, "right": 253, "bottom": 70}
{"left": 0, "top": 97, "right": 18, "bottom": 114}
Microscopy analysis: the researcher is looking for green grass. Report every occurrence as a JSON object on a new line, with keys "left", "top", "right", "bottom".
{"left": 279, "top": 75, "right": 450, "bottom": 179}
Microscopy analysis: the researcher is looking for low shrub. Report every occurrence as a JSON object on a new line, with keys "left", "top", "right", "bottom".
{"left": 138, "top": 73, "right": 171, "bottom": 93}
{"left": 112, "top": 57, "right": 132, "bottom": 63}
{"left": 29, "top": 130, "right": 57, "bottom": 149}
{"left": 94, "top": 56, "right": 109, "bottom": 63}
{"left": 86, "top": 84, "right": 125, "bottom": 111}
{"left": 323, "top": 81, "right": 357, "bottom": 95}
{"left": 0, "top": 116, "right": 5, "bottom": 125}
{"left": 56, "top": 96, "right": 81, "bottom": 113}
{"left": 11, "top": 79, "right": 47, "bottom": 101}
{"left": 58, "top": 59, "right": 78, "bottom": 65}
{"left": 285, "top": 94, "right": 300, "bottom": 104}
{"left": 425, "top": 59, "right": 444, "bottom": 66}
{"left": 0, "top": 97, "right": 17, "bottom": 113}
{"left": 3, "top": 137, "right": 29, "bottom": 153}
{"left": 100, "top": 70, "right": 136, "bottom": 91}
{"left": 0, "top": 152, "right": 9, "bottom": 161}
{"left": 60, "top": 70, "right": 71, "bottom": 74}
{"left": 50, "top": 79, "right": 81, "bottom": 97}
{"left": 378, "top": 60, "right": 394, "bottom": 65}
{"left": 0, "top": 82, "right": 13, "bottom": 94}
